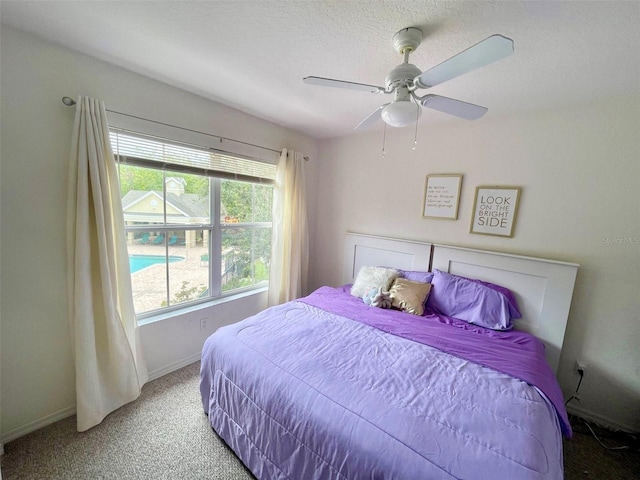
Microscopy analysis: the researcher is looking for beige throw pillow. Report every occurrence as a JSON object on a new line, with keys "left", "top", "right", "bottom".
{"left": 389, "top": 278, "right": 432, "bottom": 316}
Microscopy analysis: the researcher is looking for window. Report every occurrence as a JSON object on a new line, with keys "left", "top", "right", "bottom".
{"left": 112, "top": 130, "right": 275, "bottom": 318}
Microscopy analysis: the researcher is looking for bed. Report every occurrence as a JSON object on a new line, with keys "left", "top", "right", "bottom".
{"left": 200, "top": 233, "right": 578, "bottom": 479}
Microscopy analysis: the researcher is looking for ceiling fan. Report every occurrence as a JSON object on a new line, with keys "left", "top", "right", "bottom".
{"left": 303, "top": 27, "right": 514, "bottom": 130}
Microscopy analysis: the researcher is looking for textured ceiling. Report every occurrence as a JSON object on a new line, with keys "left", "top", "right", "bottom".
{"left": 2, "top": 1, "right": 639, "bottom": 139}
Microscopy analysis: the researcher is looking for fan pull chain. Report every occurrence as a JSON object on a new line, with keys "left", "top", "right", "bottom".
{"left": 413, "top": 98, "right": 420, "bottom": 150}
{"left": 381, "top": 122, "right": 387, "bottom": 158}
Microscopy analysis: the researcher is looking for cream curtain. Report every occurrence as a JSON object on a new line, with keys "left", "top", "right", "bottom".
{"left": 66, "top": 96, "right": 148, "bottom": 432}
{"left": 268, "top": 149, "right": 309, "bottom": 306}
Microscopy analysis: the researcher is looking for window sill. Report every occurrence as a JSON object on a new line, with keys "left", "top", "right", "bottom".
{"left": 137, "top": 286, "right": 268, "bottom": 327}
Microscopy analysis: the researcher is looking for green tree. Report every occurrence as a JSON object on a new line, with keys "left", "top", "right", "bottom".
{"left": 220, "top": 180, "right": 273, "bottom": 281}
{"left": 221, "top": 180, "right": 273, "bottom": 222}
{"left": 119, "top": 165, "right": 163, "bottom": 196}
{"left": 118, "top": 165, "right": 209, "bottom": 197}
{"left": 179, "top": 172, "right": 208, "bottom": 196}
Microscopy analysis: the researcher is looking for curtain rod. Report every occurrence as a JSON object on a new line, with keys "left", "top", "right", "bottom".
{"left": 61, "top": 96, "right": 309, "bottom": 161}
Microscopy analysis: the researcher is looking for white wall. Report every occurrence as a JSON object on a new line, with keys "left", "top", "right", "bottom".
{"left": 310, "top": 98, "right": 640, "bottom": 432}
{"left": 0, "top": 26, "right": 318, "bottom": 442}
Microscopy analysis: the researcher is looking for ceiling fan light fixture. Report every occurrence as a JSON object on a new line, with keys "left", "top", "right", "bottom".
{"left": 381, "top": 100, "right": 421, "bottom": 127}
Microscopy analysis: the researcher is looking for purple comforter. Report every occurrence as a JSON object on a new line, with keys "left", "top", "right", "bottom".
{"left": 201, "top": 287, "right": 567, "bottom": 479}
{"left": 301, "top": 286, "right": 571, "bottom": 437}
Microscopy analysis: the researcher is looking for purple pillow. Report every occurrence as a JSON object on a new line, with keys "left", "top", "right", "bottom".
{"left": 399, "top": 270, "right": 434, "bottom": 284}
{"left": 470, "top": 278, "right": 521, "bottom": 320}
{"left": 426, "top": 270, "right": 515, "bottom": 330}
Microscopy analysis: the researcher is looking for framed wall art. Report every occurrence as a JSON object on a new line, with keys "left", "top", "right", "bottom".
{"left": 422, "top": 174, "right": 462, "bottom": 220}
{"left": 470, "top": 186, "right": 521, "bottom": 237}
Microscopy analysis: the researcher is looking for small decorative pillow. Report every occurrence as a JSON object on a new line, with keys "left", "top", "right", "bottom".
{"left": 427, "top": 269, "right": 515, "bottom": 330}
{"left": 363, "top": 287, "right": 392, "bottom": 309}
{"left": 350, "top": 266, "right": 399, "bottom": 298}
{"left": 389, "top": 278, "right": 432, "bottom": 316}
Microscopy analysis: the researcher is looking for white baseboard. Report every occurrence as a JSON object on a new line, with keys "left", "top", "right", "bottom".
{"left": 1, "top": 354, "right": 201, "bottom": 445}
{"left": 567, "top": 403, "right": 637, "bottom": 433}
{"left": 0, "top": 405, "right": 76, "bottom": 445}
{"left": 147, "top": 352, "right": 201, "bottom": 381}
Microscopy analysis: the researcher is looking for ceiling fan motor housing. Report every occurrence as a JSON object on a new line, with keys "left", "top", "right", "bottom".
{"left": 385, "top": 63, "right": 423, "bottom": 90}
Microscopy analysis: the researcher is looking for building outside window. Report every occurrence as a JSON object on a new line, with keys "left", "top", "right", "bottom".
{"left": 112, "top": 130, "right": 274, "bottom": 318}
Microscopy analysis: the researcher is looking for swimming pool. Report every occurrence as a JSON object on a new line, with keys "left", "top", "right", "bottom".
{"left": 129, "top": 254, "right": 185, "bottom": 273}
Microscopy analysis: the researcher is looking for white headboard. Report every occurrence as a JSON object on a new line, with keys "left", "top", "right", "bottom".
{"left": 342, "top": 233, "right": 578, "bottom": 374}
{"left": 432, "top": 245, "right": 578, "bottom": 373}
{"left": 343, "top": 233, "right": 432, "bottom": 284}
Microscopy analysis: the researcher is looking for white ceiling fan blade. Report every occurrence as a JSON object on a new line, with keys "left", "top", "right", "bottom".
{"left": 420, "top": 95, "right": 488, "bottom": 120}
{"left": 414, "top": 35, "right": 514, "bottom": 88}
{"left": 355, "top": 104, "right": 388, "bottom": 130}
{"left": 304, "top": 76, "right": 385, "bottom": 94}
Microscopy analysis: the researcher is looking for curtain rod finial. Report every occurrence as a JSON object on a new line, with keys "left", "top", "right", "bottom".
{"left": 62, "top": 96, "right": 76, "bottom": 106}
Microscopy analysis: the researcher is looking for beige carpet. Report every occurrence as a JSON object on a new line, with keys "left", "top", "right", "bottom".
{"left": 2, "top": 361, "right": 638, "bottom": 479}
{"left": 1, "top": 362, "right": 254, "bottom": 480}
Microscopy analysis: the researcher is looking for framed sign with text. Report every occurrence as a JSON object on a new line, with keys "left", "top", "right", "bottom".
{"left": 422, "top": 174, "right": 463, "bottom": 220}
{"left": 470, "top": 186, "right": 521, "bottom": 237}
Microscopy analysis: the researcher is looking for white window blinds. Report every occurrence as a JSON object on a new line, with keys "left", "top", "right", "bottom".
{"left": 110, "top": 129, "right": 276, "bottom": 184}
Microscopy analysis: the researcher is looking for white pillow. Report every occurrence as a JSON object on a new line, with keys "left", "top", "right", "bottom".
{"left": 350, "top": 266, "right": 399, "bottom": 298}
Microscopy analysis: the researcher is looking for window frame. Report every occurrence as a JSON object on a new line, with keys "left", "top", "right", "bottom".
{"left": 112, "top": 129, "right": 275, "bottom": 320}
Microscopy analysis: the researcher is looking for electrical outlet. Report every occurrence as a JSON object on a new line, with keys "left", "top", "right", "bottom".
{"left": 200, "top": 318, "right": 207, "bottom": 331}
{"left": 574, "top": 360, "right": 587, "bottom": 376}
